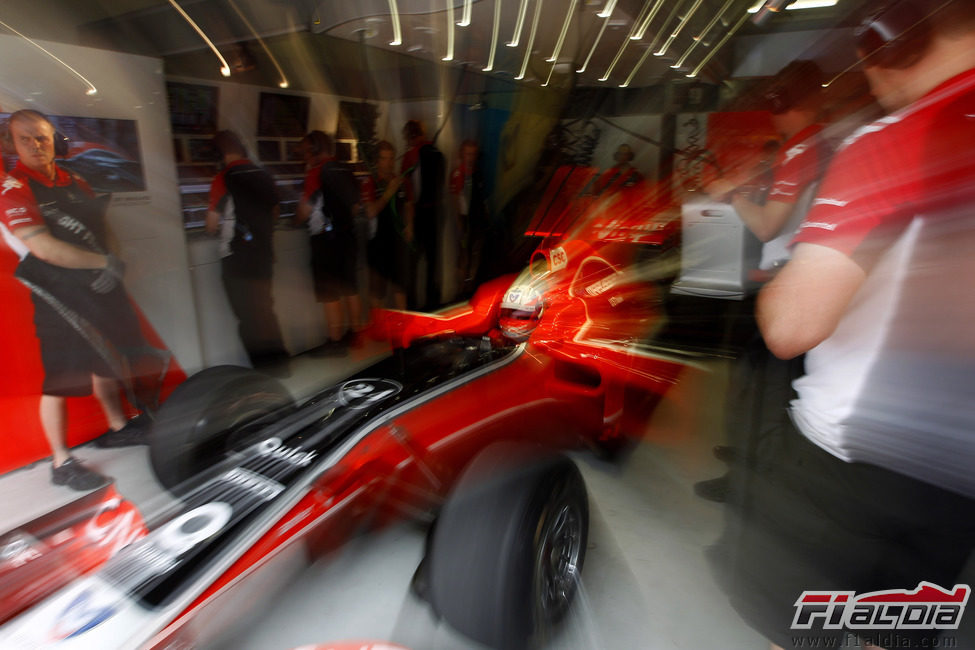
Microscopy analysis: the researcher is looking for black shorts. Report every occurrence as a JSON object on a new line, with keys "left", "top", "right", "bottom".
{"left": 30, "top": 287, "right": 143, "bottom": 397}
{"left": 712, "top": 421, "right": 975, "bottom": 649}
{"left": 310, "top": 232, "right": 357, "bottom": 302}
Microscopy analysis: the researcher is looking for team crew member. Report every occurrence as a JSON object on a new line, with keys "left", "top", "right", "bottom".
{"left": 715, "top": 2, "right": 975, "bottom": 648}
{"left": 706, "top": 59, "right": 831, "bottom": 271}
{"left": 449, "top": 139, "right": 488, "bottom": 298}
{"left": 0, "top": 110, "right": 147, "bottom": 490}
{"left": 695, "top": 60, "right": 832, "bottom": 504}
{"left": 362, "top": 140, "right": 412, "bottom": 311}
{"left": 401, "top": 120, "right": 445, "bottom": 311}
{"left": 207, "top": 130, "right": 288, "bottom": 371}
{"left": 295, "top": 130, "right": 363, "bottom": 353}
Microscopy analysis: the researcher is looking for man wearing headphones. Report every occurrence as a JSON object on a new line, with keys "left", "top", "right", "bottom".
{"left": 714, "top": 2, "right": 975, "bottom": 648}
{"left": 207, "top": 130, "right": 288, "bottom": 372}
{"left": 0, "top": 110, "right": 145, "bottom": 490}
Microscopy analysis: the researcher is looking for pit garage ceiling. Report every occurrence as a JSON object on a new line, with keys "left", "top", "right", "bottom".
{"left": 3, "top": 0, "right": 864, "bottom": 96}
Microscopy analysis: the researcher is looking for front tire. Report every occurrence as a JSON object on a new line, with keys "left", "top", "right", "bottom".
{"left": 148, "top": 366, "right": 294, "bottom": 492}
{"left": 427, "top": 443, "right": 589, "bottom": 649}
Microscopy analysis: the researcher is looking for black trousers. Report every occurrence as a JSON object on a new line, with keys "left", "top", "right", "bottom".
{"left": 221, "top": 258, "right": 287, "bottom": 367}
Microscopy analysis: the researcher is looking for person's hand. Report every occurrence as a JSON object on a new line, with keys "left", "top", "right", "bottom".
{"left": 91, "top": 254, "right": 125, "bottom": 294}
{"left": 704, "top": 177, "right": 738, "bottom": 202}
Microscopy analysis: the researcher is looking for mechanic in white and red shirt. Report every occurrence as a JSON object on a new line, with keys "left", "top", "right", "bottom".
{"left": 717, "top": 2, "right": 975, "bottom": 648}
{"left": 0, "top": 109, "right": 146, "bottom": 490}
{"left": 707, "top": 59, "right": 832, "bottom": 272}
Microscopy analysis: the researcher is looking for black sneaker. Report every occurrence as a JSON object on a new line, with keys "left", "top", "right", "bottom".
{"left": 93, "top": 415, "right": 149, "bottom": 448}
{"left": 51, "top": 458, "right": 111, "bottom": 491}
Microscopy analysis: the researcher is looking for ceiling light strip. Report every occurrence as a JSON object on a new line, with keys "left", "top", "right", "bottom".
{"left": 597, "top": 0, "right": 617, "bottom": 18}
{"left": 599, "top": 0, "right": 652, "bottom": 81}
{"left": 672, "top": 0, "right": 734, "bottom": 68}
{"left": 388, "top": 0, "right": 403, "bottom": 45}
{"left": 484, "top": 0, "right": 502, "bottom": 71}
{"left": 167, "top": 0, "right": 232, "bottom": 76}
{"left": 686, "top": 10, "right": 749, "bottom": 78}
{"left": 0, "top": 19, "right": 98, "bottom": 95}
{"left": 507, "top": 0, "right": 529, "bottom": 47}
{"left": 443, "top": 0, "right": 455, "bottom": 60}
{"left": 547, "top": 0, "right": 578, "bottom": 62}
{"left": 458, "top": 0, "right": 473, "bottom": 26}
{"left": 646, "top": 0, "right": 684, "bottom": 52}
{"left": 227, "top": 0, "right": 289, "bottom": 87}
{"left": 577, "top": 14, "right": 609, "bottom": 72}
{"left": 655, "top": 0, "right": 704, "bottom": 56}
{"left": 632, "top": 0, "right": 667, "bottom": 40}
{"left": 619, "top": 41, "right": 654, "bottom": 87}
{"left": 747, "top": 0, "right": 837, "bottom": 12}
{"left": 516, "top": 0, "right": 544, "bottom": 80}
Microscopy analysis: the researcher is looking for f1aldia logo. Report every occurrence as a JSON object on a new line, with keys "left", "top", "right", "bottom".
{"left": 792, "top": 582, "right": 969, "bottom": 631}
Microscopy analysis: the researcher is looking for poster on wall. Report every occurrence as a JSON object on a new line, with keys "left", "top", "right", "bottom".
{"left": 2, "top": 113, "right": 146, "bottom": 193}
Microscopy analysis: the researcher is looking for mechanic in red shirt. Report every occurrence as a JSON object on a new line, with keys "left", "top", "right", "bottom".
{"left": 695, "top": 60, "right": 832, "bottom": 504}
{"left": 0, "top": 110, "right": 147, "bottom": 490}
{"left": 706, "top": 59, "right": 832, "bottom": 272}
{"left": 715, "top": 2, "right": 975, "bottom": 648}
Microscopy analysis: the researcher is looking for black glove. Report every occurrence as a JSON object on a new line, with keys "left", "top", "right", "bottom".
{"left": 91, "top": 253, "right": 125, "bottom": 294}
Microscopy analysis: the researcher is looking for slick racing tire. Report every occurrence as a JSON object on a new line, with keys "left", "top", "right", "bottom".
{"left": 149, "top": 365, "right": 295, "bottom": 493}
{"left": 427, "top": 443, "right": 589, "bottom": 649}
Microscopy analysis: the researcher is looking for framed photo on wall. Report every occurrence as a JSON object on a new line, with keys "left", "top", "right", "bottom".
{"left": 257, "top": 92, "right": 309, "bottom": 138}
{"left": 167, "top": 82, "right": 218, "bottom": 135}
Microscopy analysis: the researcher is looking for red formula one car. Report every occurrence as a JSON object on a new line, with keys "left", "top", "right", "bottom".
{"left": 0, "top": 236, "right": 687, "bottom": 650}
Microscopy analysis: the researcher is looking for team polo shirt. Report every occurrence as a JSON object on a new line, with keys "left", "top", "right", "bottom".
{"left": 758, "top": 123, "right": 829, "bottom": 269}
{"left": 0, "top": 162, "right": 94, "bottom": 259}
{"left": 301, "top": 160, "right": 329, "bottom": 235}
{"left": 788, "top": 68, "right": 975, "bottom": 496}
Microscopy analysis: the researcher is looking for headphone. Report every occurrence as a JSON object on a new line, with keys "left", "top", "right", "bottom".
{"left": 854, "top": 0, "right": 933, "bottom": 69}
{"left": 2, "top": 111, "right": 70, "bottom": 157}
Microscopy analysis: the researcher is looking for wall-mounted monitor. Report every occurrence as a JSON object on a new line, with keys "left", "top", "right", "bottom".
{"left": 258, "top": 92, "right": 310, "bottom": 138}
{"left": 258, "top": 140, "right": 281, "bottom": 162}
{"left": 167, "top": 82, "right": 219, "bottom": 135}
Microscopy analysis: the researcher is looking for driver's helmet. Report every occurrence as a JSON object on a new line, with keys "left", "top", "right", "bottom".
{"left": 499, "top": 283, "right": 545, "bottom": 342}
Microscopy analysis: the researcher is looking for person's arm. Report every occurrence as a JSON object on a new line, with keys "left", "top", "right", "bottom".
{"left": 730, "top": 194, "right": 796, "bottom": 242}
{"left": 756, "top": 242, "right": 866, "bottom": 360}
{"left": 205, "top": 209, "right": 221, "bottom": 235}
{"left": 13, "top": 225, "right": 109, "bottom": 269}
{"left": 366, "top": 176, "right": 403, "bottom": 220}
{"left": 403, "top": 199, "right": 415, "bottom": 243}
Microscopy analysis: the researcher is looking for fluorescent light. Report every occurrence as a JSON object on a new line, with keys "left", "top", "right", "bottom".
{"left": 484, "top": 0, "right": 502, "bottom": 71}
{"left": 443, "top": 0, "right": 455, "bottom": 61}
{"left": 388, "top": 0, "right": 403, "bottom": 45}
{"left": 167, "top": 0, "right": 232, "bottom": 76}
{"left": 228, "top": 0, "right": 289, "bottom": 89}
{"left": 687, "top": 11, "right": 749, "bottom": 78}
{"left": 516, "top": 0, "right": 544, "bottom": 80}
{"left": 672, "top": 0, "right": 734, "bottom": 68}
{"left": 577, "top": 14, "right": 609, "bottom": 72}
{"left": 645, "top": 1, "right": 683, "bottom": 52}
{"left": 547, "top": 0, "right": 578, "bottom": 62}
{"left": 458, "top": 0, "right": 472, "bottom": 26}
{"left": 0, "top": 19, "right": 98, "bottom": 95}
{"left": 747, "top": 0, "right": 838, "bottom": 13}
{"left": 507, "top": 0, "right": 529, "bottom": 46}
{"left": 632, "top": 0, "right": 666, "bottom": 40}
{"left": 620, "top": 44, "right": 653, "bottom": 87}
{"left": 655, "top": 0, "right": 704, "bottom": 57}
{"left": 597, "top": 0, "right": 617, "bottom": 18}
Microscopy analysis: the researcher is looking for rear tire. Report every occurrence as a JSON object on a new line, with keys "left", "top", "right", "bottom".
{"left": 427, "top": 443, "right": 589, "bottom": 649}
{"left": 148, "top": 366, "right": 294, "bottom": 492}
